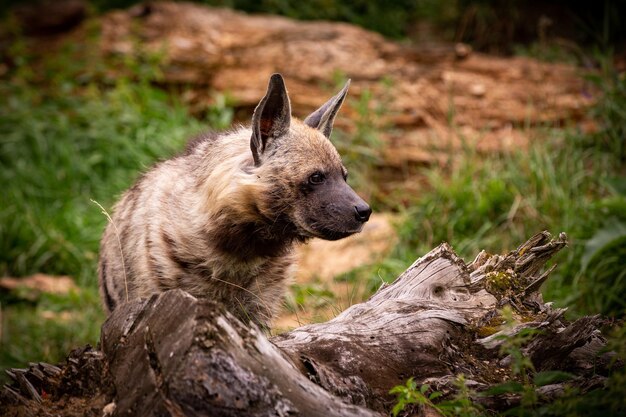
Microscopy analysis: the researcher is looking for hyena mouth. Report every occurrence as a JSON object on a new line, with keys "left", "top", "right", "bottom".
{"left": 313, "top": 225, "right": 364, "bottom": 241}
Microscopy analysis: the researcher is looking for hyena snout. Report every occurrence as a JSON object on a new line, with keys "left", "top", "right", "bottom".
{"left": 311, "top": 182, "right": 371, "bottom": 240}
{"left": 334, "top": 182, "right": 371, "bottom": 228}
{"left": 354, "top": 200, "right": 372, "bottom": 223}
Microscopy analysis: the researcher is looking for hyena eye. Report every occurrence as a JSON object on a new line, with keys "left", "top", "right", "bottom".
{"left": 308, "top": 172, "right": 326, "bottom": 185}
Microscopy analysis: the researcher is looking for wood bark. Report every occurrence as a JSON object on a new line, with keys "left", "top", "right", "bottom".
{"left": 1, "top": 232, "right": 617, "bottom": 416}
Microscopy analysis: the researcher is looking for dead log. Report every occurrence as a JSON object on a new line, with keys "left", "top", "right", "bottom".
{"left": 0, "top": 232, "right": 617, "bottom": 416}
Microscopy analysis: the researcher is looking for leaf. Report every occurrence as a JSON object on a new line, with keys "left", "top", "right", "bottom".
{"left": 604, "top": 177, "right": 626, "bottom": 196}
{"left": 482, "top": 381, "right": 525, "bottom": 395}
{"left": 533, "top": 370, "right": 575, "bottom": 387}
{"left": 429, "top": 391, "right": 442, "bottom": 400}
{"left": 389, "top": 385, "right": 404, "bottom": 395}
{"left": 407, "top": 377, "right": 417, "bottom": 390}
{"left": 389, "top": 377, "right": 415, "bottom": 395}
{"left": 420, "top": 384, "right": 430, "bottom": 394}
{"left": 598, "top": 196, "right": 626, "bottom": 218}
{"left": 391, "top": 402, "right": 404, "bottom": 417}
{"left": 582, "top": 221, "right": 626, "bottom": 271}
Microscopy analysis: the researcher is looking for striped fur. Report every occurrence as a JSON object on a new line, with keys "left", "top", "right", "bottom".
{"left": 98, "top": 74, "right": 370, "bottom": 328}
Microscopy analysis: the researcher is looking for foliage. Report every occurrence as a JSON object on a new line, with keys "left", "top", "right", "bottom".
{"left": 487, "top": 320, "right": 626, "bottom": 417}
{"left": 494, "top": 308, "right": 539, "bottom": 406}
{"left": 91, "top": 0, "right": 457, "bottom": 39}
{"left": 0, "top": 34, "right": 206, "bottom": 371}
{"left": 0, "top": 290, "right": 103, "bottom": 371}
{"left": 4, "top": 0, "right": 626, "bottom": 51}
{"left": 482, "top": 307, "right": 550, "bottom": 416}
{"left": 331, "top": 73, "right": 387, "bottom": 207}
{"left": 345, "top": 64, "right": 626, "bottom": 315}
{"left": 206, "top": 93, "right": 236, "bottom": 131}
{"left": 566, "top": 56, "right": 626, "bottom": 317}
{"left": 577, "top": 220, "right": 626, "bottom": 316}
{"left": 343, "top": 126, "right": 622, "bottom": 305}
{"left": 584, "top": 55, "right": 626, "bottom": 161}
{"left": 389, "top": 306, "right": 616, "bottom": 417}
{"left": 390, "top": 375, "right": 483, "bottom": 417}
{"left": 437, "top": 375, "right": 485, "bottom": 417}
{"left": 389, "top": 378, "right": 440, "bottom": 417}
{"left": 284, "top": 282, "right": 336, "bottom": 313}
{"left": 381, "top": 55, "right": 626, "bottom": 416}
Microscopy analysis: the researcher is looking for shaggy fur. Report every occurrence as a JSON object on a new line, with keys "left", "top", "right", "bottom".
{"left": 98, "top": 74, "right": 370, "bottom": 327}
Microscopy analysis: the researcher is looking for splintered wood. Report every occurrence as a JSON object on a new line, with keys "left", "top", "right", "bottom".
{"left": 1, "top": 232, "right": 616, "bottom": 416}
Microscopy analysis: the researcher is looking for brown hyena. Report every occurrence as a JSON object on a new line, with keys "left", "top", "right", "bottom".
{"left": 98, "top": 74, "right": 371, "bottom": 327}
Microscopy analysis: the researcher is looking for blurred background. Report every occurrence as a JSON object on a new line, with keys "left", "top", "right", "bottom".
{"left": 0, "top": 0, "right": 625, "bottom": 414}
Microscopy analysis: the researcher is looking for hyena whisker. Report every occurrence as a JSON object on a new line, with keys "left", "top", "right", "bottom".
{"left": 234, "top": 296, "right": 254, "bottom": 323}
{"left": 98, "top": 74, "right": 370, "bottom": 328}
{"left": 92, "top": 199, "right": 129, "bottom": 303}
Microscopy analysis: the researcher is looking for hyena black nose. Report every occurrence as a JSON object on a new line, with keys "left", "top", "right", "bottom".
{"left": 354, "top": 203, "right": 372, "bottom": 223}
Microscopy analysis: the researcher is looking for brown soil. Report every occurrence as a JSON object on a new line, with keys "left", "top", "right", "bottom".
{"left": 0, "top": 274, "right": 78, "bottom": 298}
{"left": 96, "top": 2, "right": 592, "bottom": 165}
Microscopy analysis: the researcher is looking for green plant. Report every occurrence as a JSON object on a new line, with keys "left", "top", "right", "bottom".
{"left": 200, "top": 0, "right": 445, "bottom": 39}
{"left": 0, "top": 32, "right": 217, "bottom": 371}
{"left": 389, "top": 378, "right": 443, "bottom": 417}
{"left": 390, "top": 375, "right": 483, "bottom": 417}
{"left": 509, "top": 323, "right": 626, "bottom": 417}
{"left": 583, "top": 53, "right": 626, "bottom": 162}
{"left": 206, "top": 92, "right": 235, "bottom": 131}
{"left": 481, "top": 307, "right": 578, "bottom": 416}
{"left": 331, "top": 76, "right": 390, "bottom": 208}
{"left": 576, "top": 219, "right": 626, "bottom": 316}
{"left": 486, "top": 307, "right": 541, "bottom": 414}
{"left": 285, "top": 282, "right": 336, "bottom": 312}
{"left": 0, "top": 289, "right": 104, "bottom": 374}
{"left": 439, "top": 375, "right": 485, "bottom": 417}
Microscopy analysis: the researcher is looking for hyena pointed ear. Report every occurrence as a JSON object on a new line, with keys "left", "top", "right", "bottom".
{"left": 250, "top": 73, "right": 292, "bottom": 166}
{"left": 304, "top": 79, "right": 350, "bottom": 139}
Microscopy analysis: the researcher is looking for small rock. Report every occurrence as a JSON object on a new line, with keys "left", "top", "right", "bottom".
{"left": 40, "top": 310, "right": 76, "bottom": 321}
{"left": 455, "top": 42, "right": 472, "bottom": 59}
{"left": 470, "top": 83, "right": 486, "bottom": 97}
{"left": 0, "top": 274, "right": 78, "bottom": 298}
{"left": 102, "top": 401, "right": 116, "bottom": 416}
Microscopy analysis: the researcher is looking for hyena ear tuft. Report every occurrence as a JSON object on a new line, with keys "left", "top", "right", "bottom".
{"left": 250, "top": 73, "right": 292, "bottom": 166}
{"left": 304, "top": 79, "right": 350, "bottom": 139}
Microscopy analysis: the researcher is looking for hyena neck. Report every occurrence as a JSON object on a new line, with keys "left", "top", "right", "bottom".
{"left": 208, "top": 208, "right": 303, "bottom": 261}
{"left": 190, "top": 132, "right": 307, "bottom": 261}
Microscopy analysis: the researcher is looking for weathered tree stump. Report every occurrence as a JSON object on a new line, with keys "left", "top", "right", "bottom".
{"left": 1, "top": 232, "right": 617, "bottom": 416}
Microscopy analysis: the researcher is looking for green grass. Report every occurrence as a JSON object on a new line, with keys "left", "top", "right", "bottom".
{"left": 340, "top": 127, "right": 624, "bottom": 314}
{"left": 338, "top": 64, "right": 626, "bottom": 319}
{"left": 0, "top": 290, "right": 103, "bottom": 369}
{"left": 0, "top": 39, "right": 207, "bottom": 371}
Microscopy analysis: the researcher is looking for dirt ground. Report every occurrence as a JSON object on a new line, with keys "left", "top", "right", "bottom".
{"left": 97, "top": 2, "right": 590, "bottom": 157}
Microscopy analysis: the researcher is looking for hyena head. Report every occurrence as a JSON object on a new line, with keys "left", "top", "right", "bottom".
{"left": 250, "top": 74, "right": 371, "bottom": 241}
